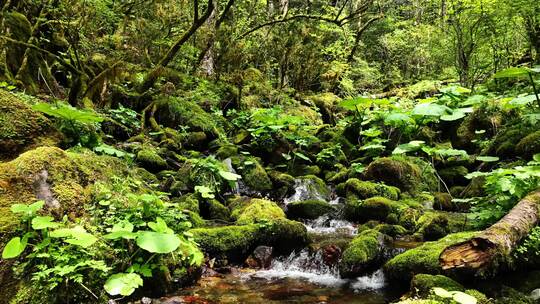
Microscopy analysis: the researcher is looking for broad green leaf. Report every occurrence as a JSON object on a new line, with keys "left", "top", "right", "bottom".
{"left": 476, "top": 156, "right": 499, "bottom": 162}
{"left": 392, "top": 140, "right": 425, "bottom": 154}
{"left": 384, "top": 113, "right": 413, "bottom": 125}
{"left": 136, "top": 231, "right": 181, "bottom": 254}
{"left": 218, "top": 170, "right": 242, "bottom": 181}
{"left": 104, "top": 222, "right": 136, "bottom": 240}
{"left": 441, "top": 108, "right": 468, "bottom": 121}
{"left": 493, "top": 67, "right": 530, "bottom": 78}
{"left": 339, "top": 97, "right": 372, "bottom": 111}
{"left": 11, "top": 201, "right": 44, "bottom": 216}
{"left": 147, "top": 217, "right": 173, "bottom": 234}
{"left": 294, "top": 152, "right": 311, "bottom": 162}
{"left": 50, "top": 226, "right": 97, "bottom": 248}
{"left": 412, "top": 103, "right": 451, "bottom": 117}
{"left": 453, "top": 291, "right": 477, "bottom": 304}
{"left": 509, "top": 94, "right": 537, "bottom": 106}
{"left": 194, "top": 185, "right": 215, "bottom": 199}
{"left": 33, "top": 103, "right": 104, "bottom": 123}
{"left": 2, "top": 237, "right": 27, "bottom": 259}
{"left": 31, "top": 216, "right": 61, "bottom": 230}
{"left": 104, "top": 273, "right": 143, "bottom": 296}
{"left": 432, "top": 287, "right": 453, "bottom": 298}
{"left": 534, "top": 154, "right": 540, "bottom": 162}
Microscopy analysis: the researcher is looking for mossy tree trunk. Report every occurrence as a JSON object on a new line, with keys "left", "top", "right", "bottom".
{"left": 440, "top": 190, "right": 540, "bottom": 276}
{"left": 139, "top": 0, "right": 215, "bottom": 93}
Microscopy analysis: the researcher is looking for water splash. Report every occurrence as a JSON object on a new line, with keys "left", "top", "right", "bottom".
{"left": 304, "top": 214, "right": 357, "bottom": 236}
{"left": 283, "top": 178, "right": 329, "bottom": 204}
{"left": 249, "top": 249, "right": 346, "bottom": 287}
{"left": 351, "top": 269, "right": 386, "bottom": 291}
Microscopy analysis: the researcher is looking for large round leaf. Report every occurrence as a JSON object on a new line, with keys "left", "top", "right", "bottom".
{"left": 104, "top": 273, "right": 143, "bottom": 296}
{"left": 136, "top": 231, "right": 181, "bottom": 253}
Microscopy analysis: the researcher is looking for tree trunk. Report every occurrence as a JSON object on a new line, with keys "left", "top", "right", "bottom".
{"left": 440, "top": 190, "right": 540, "bottom": 276}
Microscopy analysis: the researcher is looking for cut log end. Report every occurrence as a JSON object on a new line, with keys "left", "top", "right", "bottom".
{"left": 439, "top": 238, "right": 497, "bottom": 270}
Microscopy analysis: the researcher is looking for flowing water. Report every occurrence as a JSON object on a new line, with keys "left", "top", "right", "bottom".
{"left": 156, "top": 179, "right": 410, "bottom": 303}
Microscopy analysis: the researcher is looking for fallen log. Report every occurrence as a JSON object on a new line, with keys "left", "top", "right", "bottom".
{"left": 439, "top": 190, "right": 540, "bottom": 276}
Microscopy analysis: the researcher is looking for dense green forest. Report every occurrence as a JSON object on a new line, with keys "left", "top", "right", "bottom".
{"left": 0, "top": 0, "right": 539, "bottom": 303}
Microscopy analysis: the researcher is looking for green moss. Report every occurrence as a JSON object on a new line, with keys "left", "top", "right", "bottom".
{"left": 215, "top": 143, "right": 238, "bottom": 160}
{"left": 182, "top": 131, "right": 208, "bottom": 149}
{"left": 365, "top": 156, "right": 437, "bottom": 193}
{"left": 174, "top": 194, "right": 200, "bottom": 213}
{"left": 433, "top": 192, "right": 454, "bottom": 211}
{"left": 286, "top": 200, "right": 336, "bottom": 220}
{"left": 338, "top": 178, "right": 400, "bottom": 200}
{"left": 414, "top": 211, "right": 470, "bottom": 241}
{"left": 261, "top": 218, "right": 309, "bottom": 254}
{"left": 411, "top": 274, "right": 465, "bottom": 297}
{"left": 344, "top": 197, "right": 408, "bottom": 223}
{"left": 190, "top": 224, "right": 261, "bottom": 263}
{"left": 374, "top": 224, "right": 408, "bottom": 237}
{"left": 200, "top": 199, "right": 230, "bottom": 221}
{"left": 290, "top": 165, "right": 321, "bottom": 176}
{"left": 0, "top": 90, "right": 60, "bottom": 159}
{"left": 297, "top": 175, "right": 331, "bottom": 200}
{"left": 339, "top": 229, "right": 386, "bottom": 278}
{"left": 239, "top": 158, "right": 273, "bottom": 192}
{"left": 154, "top": 96, "right": 219, "bottom": 135}
{"left": 230, "top": 198, "right": 285, "bottom": 224}
{"left": 268, "top": 170, "right": 295, "bottom": 198}
{"left": 516, "top": 130, "right": 540, "bottom": 159}
{"left": 136, "top": 148, "right": 167, "bottom": 172}
{"left": 438, "top": 166, "right": 468, "bottom": 186}
{"left": 384, "top": 231, "right": 477, "bottom": 281}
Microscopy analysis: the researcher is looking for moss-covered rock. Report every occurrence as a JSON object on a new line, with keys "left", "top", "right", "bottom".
{"left": 231, "top": 156, "right": 273, "bottom": 192}
{"left": 268, "top": 170, "right": 295, "bottom": 199}
{"left": 365, "top": 156, "right": 437, "bottom": 193}
{"left": 292, "top": 175, "right": 331, "bottom": 201}
{"left": 516, "top": 130, "right": 540, "bottom": 159}
{"left": 414, "top": 211, "right": 469, "bottom": 241}
{"left": 344, "top": 197, "right": 408, "bottom": 223}
{"left": 337, "top": 178, "right": 400, "bottom": 200}
{"left": 433, "top": 192, "right": 454, "bottom": 211}
{"left": 230, "top": 197, "right": 285, "bottom": 224}
{"left": 154, "top": 96, "right": 220, "bottom": 135}
{"left": 384, "top": 231, "right": 477, "bottom": 281}
{"left": 0, "top": 90, "right": 61, "bottom": 160}
{"left": 200, "top": 199, "right": 230, "bottom": 221}
{"left": 190, "top": 219, "right": 307, "bottom": 263}
{"left": 339, "top": 229, "right": 387, "bottom": 278}
{"left": 438, "top": 166, "right": 469, "bottom": 186}
{"left": 286, "top": 200, "right": 336, "bottom": 220}
{"left": 136, "top": 148, "right": 167, "bottom": 172}
{"left": 374, "top": 224, "right": 408, "bottom": 237}
{"left": 410, "top": 274, "right": 465, "bottom": 297}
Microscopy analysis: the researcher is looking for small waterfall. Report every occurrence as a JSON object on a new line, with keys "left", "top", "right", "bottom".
{"left": 223, "top": 158, "right": 240, "bottom": 195}
{"left": 304, "top": 214, "right": 357, "bottom": 236}
{"left": 250, "top": 249, "right": 345, "bottom": 287}
{"left": 283, "top": 178, "right": 329, "bottom": 204}
{"left": 351, "top": 269, "right": 386, "bottom": 291}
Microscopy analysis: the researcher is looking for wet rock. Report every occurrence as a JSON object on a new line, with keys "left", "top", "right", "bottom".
{"left": 136, "top": 148, "right": 167, "bottom": 172}
{"left": 336, "top": 178, "right": 400, "bottom": 201}
{"left": 339, "top": 229, "right": 388, "bottom": 278}
{"left": 229, "top": 197, "right": 285, "bottom": 224}
{"left": 365, "top": 156, "right": 437, "bottom": 193}
{"left": 344, "top": 196, "right": 408, "bottom": 223}
{"left": 286, "top": 199, "right": 336, "bottom": 220}
{"left": 245, "top": 246, "right": 273, "bottom": 269}
{"left": 321, "top": 244, "right": 342, "bottom": 266}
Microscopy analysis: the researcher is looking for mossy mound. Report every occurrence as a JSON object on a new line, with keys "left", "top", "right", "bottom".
{"left": 384, "top": 231, "right": 477, "bottom": 281}
{"left": 154, "top": 96, "right": 220, "bottom": 135}
{"left": 410, "top": 274, "right": 465, "bottom": 297}
{"left": 199, "top": 199, "right": 230, "bottom": 221}
{"left": 293, "top": 175, "right": 331, "bottom": 201}
{"left": 268, "top": 170, "right": 295, "bottom": 199}
{"left": 136, "top": 148, "right": 167, "bottom": 172}
{"left": 433, "top": 192, "right": 454, "bottom": 211}
{"left": 286, "top": 200, "right": 336, "bottom": 220}
{"left": 365, "top": 156, "right": 437, "bottom": 193}
{"left": 516, "top": 130, "right": 540, "bottom": 159}
{"left": 337, "top": 178, "right": 400, "bottom": 200}
{"left": 339, "top": 229, "right": 387, "bottom": 278}
{"left": 229, "top": 197, "right": 286, "bottom": 224}
{"left": 190, "top": 219, "right": 307, "bottom": 263}
{"left": 232, "top": 157, "right": 273, "bottom": 192}
{"left": 0, "top": 90, "right": 61, "bottom": 160}
{"left": 414, "top": 211, "right": 469, "bottom": 241}
{"left": 344, "top": 197, "right": 408, "bottom": 223}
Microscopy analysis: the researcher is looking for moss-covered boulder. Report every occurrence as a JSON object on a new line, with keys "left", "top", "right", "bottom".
{"left": 286, "top": 200, "right": 336, "bottom": 220}
{"left": 439, "top": 166, "right": 469, "bottom": 187}
{"left": 344, "top": 197, "right": 408, "bottom": 223}
{"left": 384, "top": 231, "right": 477, "bottom": 281}
{"left": 339, "top": 229, "right": 387, "bottom": 278}
{"left": 410, "top": 274, "right": 465, "bottom": 297}
{"left": 268, "top": 170, "right": 295, "bottom": 199}
{"left": 199, "top": 199, "right": 230, "bottom": 221}
{"left": 0, "top": 90, "right": 61, "bottom": 160}
{"left": 433, "top": 192, "right": 454, "bottom": 211}
{"left": 136, "top": 148, "right": 167, "bottom": 172}
{"left": 231, "top": 156, "right": 273, "bottom": 192}
{"left": 365, "top": 157, "right": 437, "bottom": 193}
{"left": 0, "top": 147, "right": 126, "bottom": 238}
{"left": 229, "top": 197, "right": 285, "bottom": 224}
{"left": 414, "top": 211, "right": 469, "bottom": 241}
{"left": 516, "top": 130, "right": 540, "bottom": 159}
{"left": 190, "top": 219, "right": 307, "bottom": 263}
{"left": 154, "top": 97, "right": 220, "bottom": 136}
{"left": 288, "top": 175, "right": 331, "bottom": 201}
{"left": 337, "top": 178, "right": 400, "bottom": 200}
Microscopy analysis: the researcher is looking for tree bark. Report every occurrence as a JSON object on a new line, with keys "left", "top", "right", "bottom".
{"left": 139, "top": 0, "right": 214, "bottom": 93}
{"left": 440, "top": 190, "right": 540, "bottom": 276}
